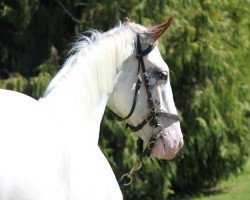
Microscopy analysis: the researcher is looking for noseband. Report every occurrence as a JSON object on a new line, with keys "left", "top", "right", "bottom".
{"left": 117, "top": 34, "right": 180, "bottom": 186}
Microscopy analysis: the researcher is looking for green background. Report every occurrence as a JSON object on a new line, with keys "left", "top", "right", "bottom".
{"left": 0, "top": 0, "right": 249, "bottom": 199}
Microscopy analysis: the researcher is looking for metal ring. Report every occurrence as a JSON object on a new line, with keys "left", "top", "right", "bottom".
{"left": 120, "top": 173, "right": 133, "bottom": 186}
{"left": 155, "top": 124, "right": 163, "bottom": 136}
{"left": 133, "top": 160, "right": 142, "bottom": 171}
{"left": 147, "top": 140, "right": 155, "bottom": 150}
{"left": 150, "top": 123, "right": 163, "bottom": 139}
{"left": 146, "top": 114, "right": 153, "bottom": 122}
{"left": 150, "top": 107, "right": 156, "bottom": 112}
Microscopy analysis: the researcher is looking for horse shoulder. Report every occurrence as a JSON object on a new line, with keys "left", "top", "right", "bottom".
{"left": 0, "top": 89, "right": 122, "bottom": 200}
{"left": 0, "top": 90, "right": 64, "bottom": 199}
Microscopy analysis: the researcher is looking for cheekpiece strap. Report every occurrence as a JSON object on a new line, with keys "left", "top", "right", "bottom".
{"left": 136, "top": 34, "right": 153, "bottom": 59}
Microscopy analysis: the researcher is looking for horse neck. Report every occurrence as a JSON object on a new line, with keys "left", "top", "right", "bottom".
{"left": 39, "top": 28, "right": 133, "bottom": 144}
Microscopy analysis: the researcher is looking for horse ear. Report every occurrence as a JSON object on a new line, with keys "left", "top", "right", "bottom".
{"left": 144, "top": 17, "right": 173, "bottom": 44}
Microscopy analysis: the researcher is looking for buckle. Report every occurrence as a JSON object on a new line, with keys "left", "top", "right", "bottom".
{"left": 135, "top": 54, "right": 140, "bottom": 59}
{"left": 146, "top": 114, "right": 153, "bottom": 122}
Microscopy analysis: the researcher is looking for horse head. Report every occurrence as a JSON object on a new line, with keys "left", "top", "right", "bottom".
{"left": 108, "top": 18, "right": 184, "bottom": 160}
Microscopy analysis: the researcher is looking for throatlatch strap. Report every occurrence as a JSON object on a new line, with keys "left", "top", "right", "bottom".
{"left": 122, "top": 77, "right": 142, "bottom": 120}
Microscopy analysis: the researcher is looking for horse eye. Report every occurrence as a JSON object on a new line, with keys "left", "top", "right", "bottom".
{"left": 157, "top": 71, "right": 168, "bottom": 81}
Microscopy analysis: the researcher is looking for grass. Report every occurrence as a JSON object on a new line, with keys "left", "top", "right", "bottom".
{"left": 171, "top": 158, "right": 250, "bottom": 200}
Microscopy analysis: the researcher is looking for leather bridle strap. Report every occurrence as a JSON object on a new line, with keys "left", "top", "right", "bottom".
{"left": 118, "top": 34, "right": 180, "bottom": 186}
{"left": 127, "top": 111, "right": 180, "bottom": 132}
{"left": 116, "top": 35, "right": 153, "bottom": 121}
{"left": 116, "top": 72, "right": 142, "bottom": 120}
{"left": 116, "top": 34, "right": 180, "bottom": 129}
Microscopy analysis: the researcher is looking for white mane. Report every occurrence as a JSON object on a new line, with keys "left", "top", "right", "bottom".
{"left": 43, "top": 27, "right": 121, "bottom": 94}
{"left": 40, "top": 24, "right": 135, "bottom": 119}
{"left": 69, "top": 30, "right": 103, "bottom": 54}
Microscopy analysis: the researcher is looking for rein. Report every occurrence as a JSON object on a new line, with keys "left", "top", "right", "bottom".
{"left": 116, "top": 34, "right": 180, "bottom": 186}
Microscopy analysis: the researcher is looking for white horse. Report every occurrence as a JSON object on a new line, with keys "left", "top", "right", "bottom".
{"left": 0, "top": 18, "right": 183, "bottom": 200}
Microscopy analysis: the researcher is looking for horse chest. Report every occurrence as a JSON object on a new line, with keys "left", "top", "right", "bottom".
{"left": 0, "top": 90, "right": 122, "bottom": 200}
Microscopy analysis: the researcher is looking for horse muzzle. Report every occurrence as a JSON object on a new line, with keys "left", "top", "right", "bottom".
{"left": 151, "top": 121, "right": 184, "bottom": 160}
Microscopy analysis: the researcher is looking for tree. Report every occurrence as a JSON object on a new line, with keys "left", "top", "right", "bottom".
{"left": 0, "top": 0, "right": 249, "bottom": 199}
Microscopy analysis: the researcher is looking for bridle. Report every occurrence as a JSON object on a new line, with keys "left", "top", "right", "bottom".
{"left": 116, "top": 34, "right": 180, "bottom": 186}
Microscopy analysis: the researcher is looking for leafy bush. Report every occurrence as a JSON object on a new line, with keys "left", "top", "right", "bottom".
{"left": 0, "top": 0, "right": 249, "bottom": 199}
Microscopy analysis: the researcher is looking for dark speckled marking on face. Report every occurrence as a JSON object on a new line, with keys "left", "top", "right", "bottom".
{"left": 154, "top": 99, "right": 160, "bottom": 106}
{"left": 150, "top": 82, "right": 156, "bottom": 90}
{"left": 147, "top": 69, "right": 157, "bottom": 89}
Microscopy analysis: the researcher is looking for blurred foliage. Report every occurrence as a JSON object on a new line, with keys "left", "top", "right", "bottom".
{"left": 0, "top": 0, "right": 249, "bottom": 199}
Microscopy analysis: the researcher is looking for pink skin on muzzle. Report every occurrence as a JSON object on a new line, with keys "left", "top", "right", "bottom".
{"left": 151, "top": 121, "right": 184, "bottom": 160}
